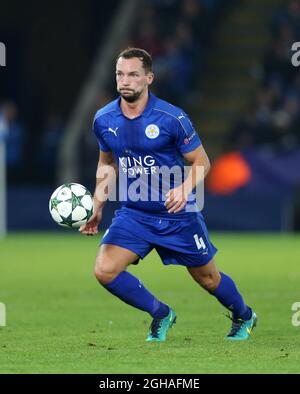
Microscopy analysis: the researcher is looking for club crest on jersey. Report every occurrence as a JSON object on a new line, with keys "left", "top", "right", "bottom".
{"left": 145, "top": 124, "right": 160, "bottom": 139}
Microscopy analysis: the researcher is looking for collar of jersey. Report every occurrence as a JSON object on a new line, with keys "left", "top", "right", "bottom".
{"left": 114, "top": 92, "right": 156, "bottom": 118}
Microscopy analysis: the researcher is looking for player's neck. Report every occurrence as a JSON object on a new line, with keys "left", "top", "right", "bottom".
{"left": 120, "top": 91, "right": 149, "bottom": 119}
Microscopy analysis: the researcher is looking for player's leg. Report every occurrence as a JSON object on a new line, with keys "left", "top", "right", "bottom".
{"left": 94, "top": 243, "right": 170, "bottom": 321}
{"left": 94, "top": 243, "right": 138, "bottom": 284}
{"left": 187, "top": 259, "right": 251, "bottom": 318}
{"left": 97, "top": 211, "right": 177, "bottom": 342}
{"left": 187, "top": 259, "right": 257, "bottom": 340}
{"left": 187, "top": 258, "right": 221, "bottom": 292}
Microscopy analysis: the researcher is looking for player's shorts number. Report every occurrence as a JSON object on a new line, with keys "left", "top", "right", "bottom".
{"left": 193, "top": 234, "right": 206, "bottom": 250}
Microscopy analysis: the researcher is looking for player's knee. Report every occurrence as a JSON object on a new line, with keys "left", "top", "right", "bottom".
{"left": 94, "top": 258, "right": 120, "bottom": 285}
{"left": 94, "top": 265, "right": 116, "bottom": 285}
{"left": 198, "top": 275, "right": 218, "bottom": 292}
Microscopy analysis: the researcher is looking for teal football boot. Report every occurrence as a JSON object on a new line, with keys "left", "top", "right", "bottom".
{"left": 225, "top": 311, "right": 257, "bottom": 340}
{"left": 146, "top": 308, "right": 177, "bottom": 342}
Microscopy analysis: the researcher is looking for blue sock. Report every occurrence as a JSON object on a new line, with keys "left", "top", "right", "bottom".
{"left": 103, "top": 271, "right": 169, "bottom": 319}
{"left": 211, "top": 272, "right": 252, "bottom": 320}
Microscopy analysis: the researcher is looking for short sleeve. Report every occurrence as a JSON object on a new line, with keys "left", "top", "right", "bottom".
{"left": 174, "top": 113, "right": 201, "bottom": 154}
{"left": 93, "top": 116, "right": 111, "bottom": 152}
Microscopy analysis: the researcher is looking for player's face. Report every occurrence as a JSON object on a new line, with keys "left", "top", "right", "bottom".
{"left": 116, "top": 57, "right": 154, "bottom": 103}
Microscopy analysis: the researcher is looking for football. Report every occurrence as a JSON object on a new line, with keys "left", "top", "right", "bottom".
{"left": 49, "top": 183, "right": 93, "bottom": 228}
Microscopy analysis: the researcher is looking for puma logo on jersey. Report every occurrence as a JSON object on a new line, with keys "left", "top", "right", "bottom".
{"left": 108, "top": 127, "right": 118, "bottom": 136}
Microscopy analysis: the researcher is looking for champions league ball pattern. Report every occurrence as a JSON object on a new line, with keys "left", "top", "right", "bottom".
{"left": 49, "top": 183, "right": 93, "bottom": 228}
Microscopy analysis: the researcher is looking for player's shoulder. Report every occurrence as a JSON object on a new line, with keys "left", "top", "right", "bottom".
{"left": 153, "top": 96, "right": 194, "bottom": 133}
{"left": 93, "top": 98, "right": 119, "bottom": 124}
{"left": 153, "top": 96, "right": 187, "bottom": 121}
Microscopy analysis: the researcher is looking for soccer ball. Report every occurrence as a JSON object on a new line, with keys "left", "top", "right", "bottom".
{"left": 49, "top": 183, "right": 93, "bottom": 228}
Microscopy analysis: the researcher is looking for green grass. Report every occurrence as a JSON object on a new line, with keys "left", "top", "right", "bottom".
{"left": 0, "top": 232, "right": 300, "bottom": 374}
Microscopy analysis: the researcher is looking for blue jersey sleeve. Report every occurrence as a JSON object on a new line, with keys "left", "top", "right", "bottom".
{"left": 174, "top": 113, "right": 201, "bottom": 154}
{"left": 93, "top": 116, "right": 111, "bottom": 152}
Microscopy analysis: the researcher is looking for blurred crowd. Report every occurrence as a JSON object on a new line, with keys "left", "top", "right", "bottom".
{"left": 229, "top": 0, "right": 300, "bottom": 152}
{"left": 83, "top": 0, "right": 231, "bottom": 183}
{"left": 1, "top": 0, "right": 230, "bottom": 186}
{"left": 129, "top": 0, "right": 229, "bottom": 106}
{"left": 8, "top": 0, "right": 299, "bottom": 185}
{"left": 0, "top": 101, "right": 63, "bottom": 184}
{"left": 102, "top": 0, "right": 229, "bottom": 105}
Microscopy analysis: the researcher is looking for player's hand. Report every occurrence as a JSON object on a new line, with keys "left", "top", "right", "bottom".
{"left": 165, "top": 186, "right": 189, "bottom": 214}
{"left": 79, "top": 211, "right": 102, "bottom": 236}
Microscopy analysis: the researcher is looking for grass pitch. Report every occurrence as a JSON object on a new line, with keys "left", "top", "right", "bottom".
{"left": 0, "top": 232, "right": 300, "bottom": 374}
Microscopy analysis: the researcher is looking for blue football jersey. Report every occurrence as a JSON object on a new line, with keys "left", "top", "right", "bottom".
{"left": 93, "top": 93, "right": 202, "bottom": 217}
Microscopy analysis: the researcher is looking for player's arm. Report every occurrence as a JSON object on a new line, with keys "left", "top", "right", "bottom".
{"left": 79, "top": 150, "right": 117, "bottom": 235}
{"left": 165, "top": 145, "right": 210, "bottom": 214}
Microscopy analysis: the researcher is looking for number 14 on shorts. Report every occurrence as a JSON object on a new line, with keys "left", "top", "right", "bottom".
{"left": 193, "top": 234, "right": 206, "bottom": 250}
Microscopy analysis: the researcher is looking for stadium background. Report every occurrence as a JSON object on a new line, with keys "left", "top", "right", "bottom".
{"left": 1, "top": 0, "right": 300, "bottom": 233}
{"left": 1, "top": 0, "right": 300, "bottom": 374}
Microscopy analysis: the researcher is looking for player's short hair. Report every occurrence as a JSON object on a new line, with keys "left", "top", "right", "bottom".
{"left": 116, "top": 48, "right": 153, "bottom": 73}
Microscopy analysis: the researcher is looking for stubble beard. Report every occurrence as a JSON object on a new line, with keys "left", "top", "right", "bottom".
{"left": 118, "top": 88, "right": 143, "bottom": 103}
